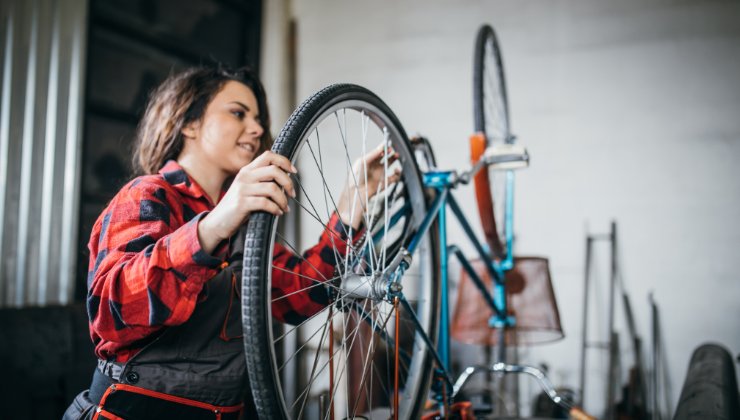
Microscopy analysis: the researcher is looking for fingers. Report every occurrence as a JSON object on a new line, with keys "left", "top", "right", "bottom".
{"left": 353, "top": 144, "right": 399, "bottom": 180}
{"left": 199, "top": 192, "right": 284, "bottom": 247}
{"left": 248, "top": 196, "right": 286, "bottom": 216}
{"left": 367, "top": 141, "right": 399, "bottom": 164}
{"left": 365, "top": 143, "right": 387, "bottom": 161}
{"left": 380, "top": 151, "right": 399, "bottom": 166}
{"left": 246, "top": 165, "right": 297, "bottom": 198}
{"left": 377, "top": 168, "right": 402, "bottom": 193}
{"left": 237, "top": 151, "right": 297, "bottom": 198}
{"left": 205, "top": 164, "right": 294, "bottom": 243}
{"left": 386, "top": 167, "right": 402, "bottom": 185}
{"left": 252, "top": 150, "right": 297, "bottom": 174}
{"left": 376, "top": 145, "right": 401, "bottom": 169}
{"left": 247, "top": 182, "right": 290, "bottom": 213}
{"left": 370, "top": 154, "right": 400, "bottom": 180}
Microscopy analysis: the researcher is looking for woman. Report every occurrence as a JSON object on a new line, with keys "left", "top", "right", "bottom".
{"left": 63, "top": 66, "right": 392, "bottom": 419}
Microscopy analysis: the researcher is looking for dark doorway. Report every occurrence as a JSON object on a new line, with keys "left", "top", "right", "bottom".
{"left": 75, "top": 0, "right": 262, "bottom": 301}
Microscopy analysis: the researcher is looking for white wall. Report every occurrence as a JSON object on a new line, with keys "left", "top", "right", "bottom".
{"left": 266, "top": 0, "right": 740, "bottom": 415}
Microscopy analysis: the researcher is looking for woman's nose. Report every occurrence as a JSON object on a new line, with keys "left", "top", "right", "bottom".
{"left": 248, "top": 119, "right": 264, "bottom": 138}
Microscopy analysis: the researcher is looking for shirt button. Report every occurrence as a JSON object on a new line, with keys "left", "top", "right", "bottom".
{"left": 125, "top": 371, "right": 140, "bottom": 384}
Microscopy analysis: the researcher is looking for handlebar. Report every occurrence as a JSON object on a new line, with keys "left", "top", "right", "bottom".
{"left": 452, "top": 362, "right": 595, "bottom": 420}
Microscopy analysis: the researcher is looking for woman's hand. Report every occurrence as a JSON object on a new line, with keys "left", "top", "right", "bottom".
{"left": 337, "top": 142, "right": 401, "bottom": 230}
{"left": 198, "top": 151, "right": 297, "bottom": 253}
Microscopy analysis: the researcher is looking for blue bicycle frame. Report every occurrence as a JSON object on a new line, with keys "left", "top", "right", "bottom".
{"left": 387, "top": 161, "right": 518, "bottom": 404}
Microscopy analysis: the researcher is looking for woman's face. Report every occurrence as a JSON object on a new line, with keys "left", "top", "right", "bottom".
{"left": 185, "top": 80, "right": 264, "bottom": 177}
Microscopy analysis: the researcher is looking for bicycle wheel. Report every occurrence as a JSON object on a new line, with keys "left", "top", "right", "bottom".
{"left": 473, "top": 24, "right": 511, "bottom": 259}
{"left": 243, "top": 84, "right": 440, "bottom": 420}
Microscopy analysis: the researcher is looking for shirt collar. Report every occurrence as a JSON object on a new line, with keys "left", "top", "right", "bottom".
{"left": 158, "top": 160, "right": 214, "bottom": 204}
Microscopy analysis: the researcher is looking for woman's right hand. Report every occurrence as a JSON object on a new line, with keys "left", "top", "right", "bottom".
{"left": 197, "top": 151, "right": 297, "bottom": 253}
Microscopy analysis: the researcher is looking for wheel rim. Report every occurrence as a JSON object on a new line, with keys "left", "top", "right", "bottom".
{"left": 245, "top": 86, "right": 438, "bottom": 420}
{"left": 474, "top": 25, "right": 511, "bottom": 258}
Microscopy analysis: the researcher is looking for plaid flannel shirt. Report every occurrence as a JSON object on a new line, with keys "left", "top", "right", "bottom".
{"left": 86, "top": 160, "right": 359, "bottom": 362}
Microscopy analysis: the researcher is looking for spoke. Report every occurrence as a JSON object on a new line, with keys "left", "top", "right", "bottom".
{"left": 273, "top": 301, "right": 334, "bottom": 345}
{"left": 367, "top": 299, "right": 377, "bottom": 414}
{"left": 280, "top": 292, "right": 406, "bottom": 413}
{"left": 269, "top": 266, "right": 342, "bottom": 302}
{"left": 296, "top": 302, "right": 382, "bottom": 418}
{"left": 289, "top": 297, "right": 398, "bottom": 418}
{"left": 295, "top": 306, "right": 334, "bottom": 420}
{"left": 275, "top": 229, "right": 389, "bottom": 302}
{"left": 483, "top": 40, "right": 506, "bottom": 140}
{"left": 328, "top": 305, "right": 336, "bottom": 420}
{"left": 336, "top": 111, "right": 361, "bottom": 280}
{"left": 365, "top": 187, "right": 407, "bottom": 272}
{"left": 361, "top": 112, "right": 372, "bottom": 236}
{"left": 335, "top": 111, "right": 364, "bottom": 208}
{"left": 352, "top": 300, "right": 407, "bottom": 399}
{"left": 269, "top": 267, "right": 394, "bottom": 346}
{"left": 344, "top": 190, "right": 359, "bottom": 277}
{"left": 305, "top": 129, "right": 350, "bottom": 271}
{"left": 359, "top": 112, "right": 376, "bottom": 279}
{"left": 349, "top": 302, "right": 397, "bottom": 418}
{"left": 272, "top": 256, "right": 381, "bottom": 305}
{"left": 290, "top": 177, "right": 356, "bottom": 255}
{"left": 275, "top": 266, "right": 426, "bottom": 415}
{"left": 339, "top": 262, "right": 357, "bottom": 419}
{"left": 291, "top": 173, "right": 325, "bottom": 223}
{"left": 273, "top": 306, "right": 331, "bottom": 372}
{"left": 277, "top": 306, "right": 339, "bottom": 371}
{"left": 307, "top": 128, "right": 343, "bottom": 222}
{"left": 290, "top": 170, "right": 371, "bottom": 271}
{"left": 288, "top": 298, "right": 381, "bottom": 414}
{"left": 275, "top": 231, "right": 331, "bottom": 282}
{"left": 332, "top": 301, "right": 394, "bottom": 418}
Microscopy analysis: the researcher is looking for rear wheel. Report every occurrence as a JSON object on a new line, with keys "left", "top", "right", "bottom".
{"left": 243, "top": 84, "right": 440, "bottom": 420}
{"left": 473, "top": 24, "right": 512, "bottom": 259}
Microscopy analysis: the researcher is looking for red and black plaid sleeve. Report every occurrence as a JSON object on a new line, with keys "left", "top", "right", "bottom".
{"left": 87, "top": 173, "right": 224, "bottom": 361}
{"left": 271, "top": 214, "right": 365, "bottom": 325}
{"left": 87, "top": 160, "right": 364, "bottom": 361}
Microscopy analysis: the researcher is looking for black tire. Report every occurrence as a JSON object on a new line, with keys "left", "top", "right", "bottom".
{"left": 473, "top": 24, "right": 511, "bottom": 258}
{"left": 243, "top": 84, "right": 440, "bottom": 420}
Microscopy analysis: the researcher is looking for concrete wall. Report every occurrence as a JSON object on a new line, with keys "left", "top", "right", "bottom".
{"left": 264, "top": 0, "right": 740, "bottom": 415}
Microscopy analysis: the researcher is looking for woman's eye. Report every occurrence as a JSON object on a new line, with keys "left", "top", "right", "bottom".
{"left": 232, "top": 110, "right": 245, "bottom": 119}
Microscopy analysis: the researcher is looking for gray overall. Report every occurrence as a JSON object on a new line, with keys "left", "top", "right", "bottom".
{"left": 63, "top": 233, "right": 251, "bottom": 419}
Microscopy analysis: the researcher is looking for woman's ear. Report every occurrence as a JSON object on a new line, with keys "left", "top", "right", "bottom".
{"left": 181, "top": 121, "right": 200, "bottom": 140}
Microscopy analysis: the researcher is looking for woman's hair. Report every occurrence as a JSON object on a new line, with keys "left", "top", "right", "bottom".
{"left": 133, "top": 65, "right": 272, "bottom": 175}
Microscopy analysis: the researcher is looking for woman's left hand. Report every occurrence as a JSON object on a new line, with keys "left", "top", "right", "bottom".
{"left": 336, "top": 142, "right": 401, "bottom": 230}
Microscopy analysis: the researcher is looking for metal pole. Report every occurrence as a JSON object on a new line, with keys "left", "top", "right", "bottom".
{"left": 605, "top": 221, "right": 618, "bottom": 420}
{"left": 578, "top": 235, "right": 593, "bottom": 405}
{"left": 650, "top": 293, "right": 660, "bottom": 420}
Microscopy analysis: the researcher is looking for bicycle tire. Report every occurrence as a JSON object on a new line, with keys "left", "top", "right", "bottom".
{"left": 473, "top": 24, "right": 511, "bottom": 259}
{"left": 243, "top": 84, "right": 440, "bottom": 420}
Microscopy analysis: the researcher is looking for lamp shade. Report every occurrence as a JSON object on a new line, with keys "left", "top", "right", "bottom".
{"left": 451, "top": 256, "right": 564, "bottom": 346}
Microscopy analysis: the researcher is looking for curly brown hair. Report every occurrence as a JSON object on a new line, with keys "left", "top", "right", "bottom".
{"left": 133, "top": 66, "right": 272, "bottom": 175}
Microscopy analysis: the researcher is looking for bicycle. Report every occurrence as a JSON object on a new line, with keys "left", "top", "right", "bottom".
{"left": 241, "top": 24, "right": 592, "bottom": 420}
